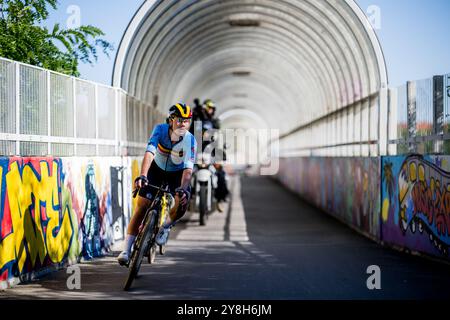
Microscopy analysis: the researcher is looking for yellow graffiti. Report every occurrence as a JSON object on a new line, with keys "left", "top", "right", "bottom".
{"left": 363, "top": 172, "right": 369, "bottom": 192}
{"left": 418, "top": 164, "right": 425, "bottom": 182}
{"left": 382, "top": 198, "right": 390, "bottom": 222}
{"left": 131, "top": 159, "right": 140, "bottom": 214}
{"left": 62, "top": 182, "right": 80, "bottom": 264}
{"left": 0, "top": 165, "right": 16, "bottom": 270}
{"left": 399, "top": 164, "right": 409, "bottom": 202}
{"left": 409, "top": 162, "right": 417, "bottom": 182}
{"left": 443, "top": 159, "right": 449, "bottom": 171}
{"left": 430, "top": 177, "right": 434, "bottom": 191}
{"left": 0, "top": 160, "right": 75, "bottom": 273}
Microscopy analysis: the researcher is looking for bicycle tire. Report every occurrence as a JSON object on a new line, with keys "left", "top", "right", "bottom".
{"left": 199, "top": 184, "right": 208, "bottom": 226}
{"left": 148, "top": 243, "right": 157, "bottom": 264}
{"left": 123, "top": 209, "right": 156, "bottom": 291}
{"left": 137, "top": 211, "right": 158, "bottom": 271}
{"left": 148, "top": 205, "right": 163, "bottom": 264}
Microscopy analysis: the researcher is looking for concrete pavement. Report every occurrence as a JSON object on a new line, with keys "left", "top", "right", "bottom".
{"left": 2, "top": 175, "right": 450, "bottom": 300}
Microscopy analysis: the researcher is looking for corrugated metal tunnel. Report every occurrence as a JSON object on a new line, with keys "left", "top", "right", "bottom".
{"left": 113, "top": 0, "right": 388, "bottom": 148}
{"left": 3, "top": 0, "right": 450, "bottom": 294}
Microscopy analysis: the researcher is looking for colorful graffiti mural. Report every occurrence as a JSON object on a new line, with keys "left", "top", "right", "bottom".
{"left": 0, "top": 157, "right": 79, "bottom": 285}
{"left": 382, "top": 155, "right": 450, "bottom": 259}
{"left": 79, "top": 163, "right": 102, "bottom": 259}
{"left": 277, "top": 157, "right": 380, "bottom": 239}
{"left": 277, "top": 155, "right": 450, "bottom": 262}
{"left": 0, "top": 156, "right": 133, "bottom": 288}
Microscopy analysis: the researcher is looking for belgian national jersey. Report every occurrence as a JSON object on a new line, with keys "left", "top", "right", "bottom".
{"left": 146, "top": 124, "right": 197, "bottom": 172}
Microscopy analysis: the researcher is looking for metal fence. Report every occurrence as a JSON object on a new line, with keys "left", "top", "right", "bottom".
{"left": 2, "top": 56, "right": 449, "bottom": 159}
{"left": 279, "top": 91, "right": 381, "bottom": 157}
{"left": 388, "top": 74, "right": 450, "bottom": 156}
{"left": 279, "top": 73, "right": 450, "bottom": 158}
{"left": 0, "top": 57, "right": 165, "bottom": 157}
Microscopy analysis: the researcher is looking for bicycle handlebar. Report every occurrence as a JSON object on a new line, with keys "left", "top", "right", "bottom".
{"left": 132, "top": 183, "right": 177, "bottom": 199}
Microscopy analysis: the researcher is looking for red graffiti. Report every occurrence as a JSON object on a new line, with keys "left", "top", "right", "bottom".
{"left": 411, "top": 181, "right": 450, "bottom": 237}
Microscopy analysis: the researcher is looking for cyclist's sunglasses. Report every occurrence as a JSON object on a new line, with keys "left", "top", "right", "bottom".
{"left": 171, "top": 116, "right": 192, "bottom": 125}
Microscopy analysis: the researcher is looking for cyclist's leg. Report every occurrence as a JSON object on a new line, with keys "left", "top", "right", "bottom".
{"left": 118, "top": 163, "right": 161, "bottom": 262}
{"left": 129, "top": 162, "right": 164, "bottom": 234}
{"left": 155, "top": 171, "right": 187, "bottom": 245}
{"left": 118, "top": 193, "right": 151, "bottom": 263}
{"left": 127, "top": 195, "right": 152, "bottom": 236}
{"left": 166, "top": 170, "right": 190, "bottom": 226}
{"left": 129, "top": 161, "right": 165, "bottom": 232}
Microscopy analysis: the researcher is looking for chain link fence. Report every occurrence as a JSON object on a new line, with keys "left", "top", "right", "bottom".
{"left": 0, "top": 57, "right": 166, "bottom": 157}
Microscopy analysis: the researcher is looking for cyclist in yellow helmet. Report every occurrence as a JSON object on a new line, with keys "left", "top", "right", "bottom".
{"left": 118, "top": 103, "right": 197, "bottom": 265}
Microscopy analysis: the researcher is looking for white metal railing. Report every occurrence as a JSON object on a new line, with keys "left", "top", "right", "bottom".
{"left": 278, "top": 91, "right": 381, "bottom": 157}
{"left": 0, "top": 57, "right": 166, "bottom": 157}
{"left": 279, "top": 73, "right": 450, "bottom": 158}
{"left": 3, "top": 56, "right": 448, "bottom": 159}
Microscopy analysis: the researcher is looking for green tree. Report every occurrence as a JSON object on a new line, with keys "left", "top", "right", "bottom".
{"left": 0, "top": 0, "right": 113, "bottom": 76}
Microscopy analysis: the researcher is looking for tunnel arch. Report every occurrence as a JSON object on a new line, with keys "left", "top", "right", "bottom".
{"left": 113, "top": 0, "right": 387, "bottom": 141}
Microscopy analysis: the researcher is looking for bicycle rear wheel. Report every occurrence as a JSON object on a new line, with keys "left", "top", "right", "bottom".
{"left": 123, "top": 209, "right": 156, "bottom": 291}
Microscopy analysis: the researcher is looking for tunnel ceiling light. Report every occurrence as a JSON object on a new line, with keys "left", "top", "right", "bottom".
{"left": 228, "top": 13, "right": 261, "bottom": 27}
{"left": 228, "top": 19, "right": 260, "bottom": 27}
{"left": 232, "top": 71, "right": 251, "bottom": 77}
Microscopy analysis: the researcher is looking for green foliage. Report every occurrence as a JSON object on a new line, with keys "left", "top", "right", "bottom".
{"left": 0, "top": 0, "right": 113, "bottom": 76}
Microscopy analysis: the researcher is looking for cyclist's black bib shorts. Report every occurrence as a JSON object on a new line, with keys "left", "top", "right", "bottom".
{"left": 138, "top": 161, "right": 191, "bottom": 217}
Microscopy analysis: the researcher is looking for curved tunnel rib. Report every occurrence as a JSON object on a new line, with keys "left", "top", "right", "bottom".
{"left": 133, "top": 1, "right": 357, "bottom": 110}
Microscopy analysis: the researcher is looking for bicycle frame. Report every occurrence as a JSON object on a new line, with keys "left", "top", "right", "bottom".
{"left": 135, "top": 183, "right": 175, "bottom": 227}
{"left": 123, "top": 183, "right": 176, "bottom": 291}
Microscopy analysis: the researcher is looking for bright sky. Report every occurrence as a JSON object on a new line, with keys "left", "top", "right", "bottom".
{"left": 44, "top": 0, "right": 450, "bottom": 88}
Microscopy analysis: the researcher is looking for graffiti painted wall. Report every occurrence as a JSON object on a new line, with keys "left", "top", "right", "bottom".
{"left": 277, "top": 155, "right": 450, "bottom": 262}
{"left": 0, "top": 156, "right": 140, "bottom": 288}
{"left": 381, "top": 155, "right": 450, "bottom": 260}
{"left": 277, "top": 157, "right": 381, "bottom": 239}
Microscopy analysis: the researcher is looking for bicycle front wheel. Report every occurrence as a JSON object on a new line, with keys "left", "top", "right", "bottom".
{"left": 123, "top": 209, "right": 156, "bottom": 291}
{"left": 199, "top": 184, "right": 208, "bottom": 226}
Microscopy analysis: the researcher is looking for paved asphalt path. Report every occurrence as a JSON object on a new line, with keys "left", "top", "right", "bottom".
{"left": 2, "top": 174, "right": 450, "bottom": 300}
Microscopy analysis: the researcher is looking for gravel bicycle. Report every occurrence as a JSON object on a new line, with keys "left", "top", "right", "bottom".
{"left": 123, "top": 183, "right": 175, "bottom": 291}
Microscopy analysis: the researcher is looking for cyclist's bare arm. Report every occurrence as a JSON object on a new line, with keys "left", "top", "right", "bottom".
{"left": 141, "top": 151, "right": 155, "bottom": 176}
{"left": 135, "top": 152, "right": 154, "bottom": 188}
{"left": 180, "top": 168, "right": 193, "bottom": 190}
{"left": 175, "top": 168, "right": 193, "bottom": 207}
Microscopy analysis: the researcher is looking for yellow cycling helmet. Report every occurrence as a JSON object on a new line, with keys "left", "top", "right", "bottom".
{"left": 168, "top": 103, "right": 192, "bottom": 119}
{"left": 204, "top": 99, "right": 216, "bottom": 110}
